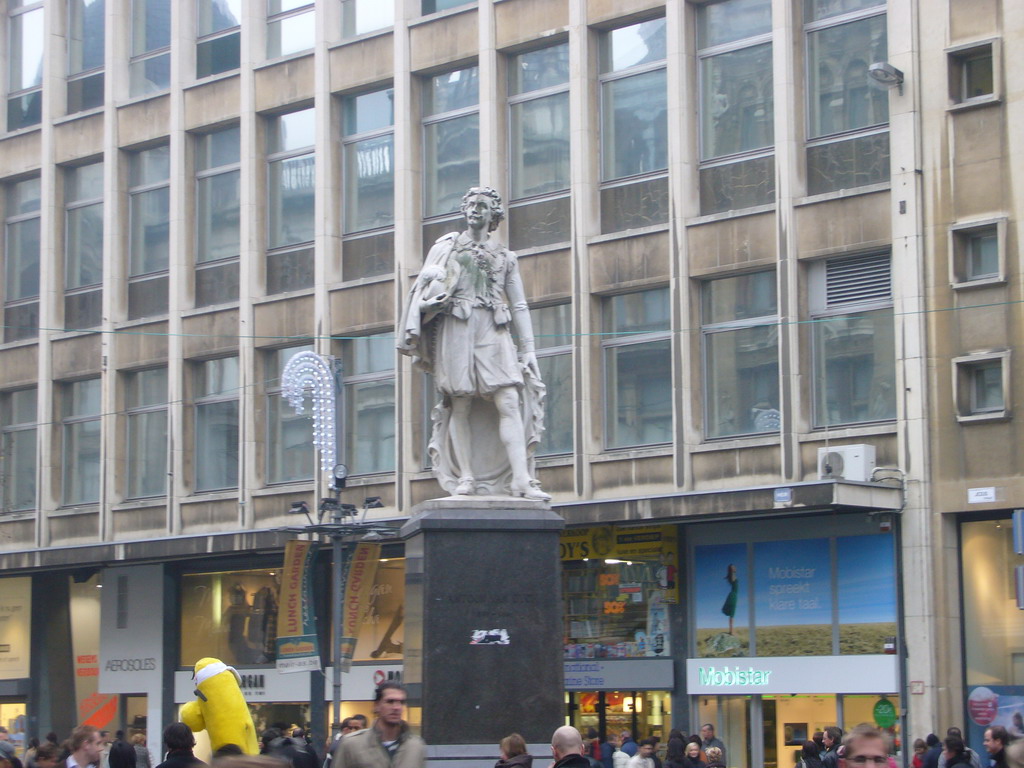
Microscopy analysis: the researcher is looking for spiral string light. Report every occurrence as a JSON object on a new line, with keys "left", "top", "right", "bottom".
{"left": 281, "top": 351, "right": 337, "bottom": 475}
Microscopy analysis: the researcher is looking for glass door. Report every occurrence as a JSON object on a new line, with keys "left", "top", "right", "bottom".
{"left": 698, "top": 695, "right": 752, "bottom": 768}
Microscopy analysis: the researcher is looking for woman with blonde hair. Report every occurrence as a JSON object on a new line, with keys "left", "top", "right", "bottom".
{"left": 132, "top": 734, "right": 152, "bottom": 768}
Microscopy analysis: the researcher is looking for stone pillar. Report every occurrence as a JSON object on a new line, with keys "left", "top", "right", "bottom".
{"left": 401, "top": 498, "right": 565, "bottom": 761}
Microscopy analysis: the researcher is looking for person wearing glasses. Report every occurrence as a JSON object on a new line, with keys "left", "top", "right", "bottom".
{"left": 839, "top": 726, "right": 891, "bottom": 768}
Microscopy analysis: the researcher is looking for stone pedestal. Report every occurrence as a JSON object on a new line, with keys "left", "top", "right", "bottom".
{"left": 401, "top": 497, "right": 565, "bottom": 754}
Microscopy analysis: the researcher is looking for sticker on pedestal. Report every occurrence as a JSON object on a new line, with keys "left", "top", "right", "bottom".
{"left": 470, "top": 629, "right": 510, "bottom": 645}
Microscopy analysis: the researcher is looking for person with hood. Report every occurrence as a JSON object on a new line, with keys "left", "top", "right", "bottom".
{"left": 944, "top": 737, "right": 972, "bottom": 768}
{"left": 923, "top": 735, "right": 943, "bottom": 768}
{"left": 495, "top": 735, "right": 531, "bottom": 768}
{"left": 797, "top": 741, "right": 823, "bottom": 768}
{"left": 664, "top": 739, "right": 686, "bottom": 768}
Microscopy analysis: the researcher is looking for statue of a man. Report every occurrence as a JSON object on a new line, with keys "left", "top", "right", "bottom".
{"left": 399, "top": 187, "right": 551, "bottom": 501}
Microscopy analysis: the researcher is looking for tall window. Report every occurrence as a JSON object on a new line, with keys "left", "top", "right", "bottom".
{"left": 422, "top": 66, "right": 479, "bottom": 245}
{"left": 698, "top": 0, "right": 774, "bottom": 215}
{"left": 7, "top": 0, "right": 44, "bottom": 130}
{"left": 4, "top": 177, "right": 41, "bottom": 342}
{"left": 265, "top": 346, "right": 315, "bottom": 484}
{"left": 507, "top": 43, "right": 571, "bottom": 250}
{"left": 603, "top": 288, "right": 672, "bottom": 449}
{"left": 342, "top": 335, "right": 395, "bottom": 475}
{"left": 422, "top": 0, "right": 471, "bottom": 14}
{"left": 65, "top": 162, "right": 104, "bottom": 329}
{"left": 811, "top": 253, "right": 895, "bottom": 426}
{"left": 533, "top": 304, "right": 572, "bottom": 456}
{"left": 128, "top": 145, "right": 170, "bottom": 319}
{"left": 599, "top": 19, "right": 668, "bottom": 233}
{"left": 196, "top": 0, "right": 241, "bottom": 78}
{"left": 67, "top": 0, "right": 105, "bottom": 113}
{"left": 195, "top": 126, "right": 241, "bottom": 307}
{"left": 805, "top": 0, "right": 889, "bottom": 195}
{"left": 125, "top": 368, "right": 167, "bottom": 498}
{"left": 194, "top": 357, "right": 239, "bottom": 492}
{"left": 702, "top": 271, "right": 779, "bottom": 438}
{"left": 342, "top": 88, "right": 394, "bottom": 280}
{"left": 267, "top": 107, "right": 315, "bottom": 294}
{"left": 62, "top": 378, "right": 101, "bottom": 505}
{"left": 130, "top": 0, "right": 171, "bottom": 96}
{"left": 267, "top": 1, "right": 314, "bottom": 59}
{"left": 341, "top": 0, "right": 392, "bottom": 37}
{"left": 1, "top": 389, "right": 37, "bottom": 512}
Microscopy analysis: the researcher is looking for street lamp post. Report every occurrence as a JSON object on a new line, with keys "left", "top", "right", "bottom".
{"left": 281, "top": 352, "right": 394, "bottom": 741}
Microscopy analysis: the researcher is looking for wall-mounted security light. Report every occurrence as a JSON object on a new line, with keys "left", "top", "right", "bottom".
{"left": 869, "top": 62, "right": 905, "bottom": 90}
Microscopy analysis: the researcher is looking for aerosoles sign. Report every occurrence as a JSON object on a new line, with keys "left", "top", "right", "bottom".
{"left": 686, "top": 655, "right": 898, "bottom": 695}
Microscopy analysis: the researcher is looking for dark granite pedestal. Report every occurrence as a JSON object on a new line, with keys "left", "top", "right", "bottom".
{"left": 401, "top": 497, "right": 565, "bottom": 765}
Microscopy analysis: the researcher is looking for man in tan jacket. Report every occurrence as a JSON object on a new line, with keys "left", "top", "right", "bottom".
{"left": 333, "top": 683, "right": 424, "bottom": 768}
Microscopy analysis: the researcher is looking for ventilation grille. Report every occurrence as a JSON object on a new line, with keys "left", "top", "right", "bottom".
{"left": 826, "top": 253, "right": 891, "bottom": 307}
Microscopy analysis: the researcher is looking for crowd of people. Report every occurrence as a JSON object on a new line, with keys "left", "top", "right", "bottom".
{"left": 565, "top": 724, "right": 727, "bottom": 768}
{"left": 8, "top": 692, "right": 1024, "bottom": 768}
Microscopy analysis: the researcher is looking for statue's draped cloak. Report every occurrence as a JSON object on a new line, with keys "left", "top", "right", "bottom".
{"left": 399, "top": 232, "right": 546, "bottom": 495}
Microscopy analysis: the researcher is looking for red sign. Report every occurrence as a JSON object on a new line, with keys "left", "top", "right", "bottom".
{"left": 968, "top": 687, "right": 998, "bottom": 725}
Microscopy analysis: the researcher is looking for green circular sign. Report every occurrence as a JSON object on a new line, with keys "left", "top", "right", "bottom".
{"left": 873, "top": 698, "right": 898, "bottom": 728}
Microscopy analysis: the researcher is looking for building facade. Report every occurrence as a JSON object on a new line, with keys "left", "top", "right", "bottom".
{"left": 0, "top": 0, "right": 1020, "bottom": 763}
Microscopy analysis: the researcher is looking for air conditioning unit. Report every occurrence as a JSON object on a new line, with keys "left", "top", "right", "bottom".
{"left": 818, "top": 444, "right": 876, "bottom": 482}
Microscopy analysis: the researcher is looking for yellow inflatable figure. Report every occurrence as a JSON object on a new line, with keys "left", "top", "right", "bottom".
{"left": 180, "top": 657, "right": 259, "bottom": 755}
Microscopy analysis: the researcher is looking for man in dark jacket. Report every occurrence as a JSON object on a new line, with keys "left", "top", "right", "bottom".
{"left": 821, "top": 728, "right": 843, "bottom": 768}
{"left": 154, "top": 724, "right": 205, "bottom": 768}
{"left": 551, "top": 727, "right": 592, "bottom": 768}
{"left": 984, "top": 726, "right": 1009, "bottom": 768}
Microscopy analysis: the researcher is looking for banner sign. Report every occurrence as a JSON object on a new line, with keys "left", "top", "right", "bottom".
{"left": 276, "top": 540, "right": 320, "bottom": 673}
{"left": 99, "top": 565, "right": 164, "bottom": 694}
{"left": 686, "top": 654, "right": 898, "bottom": 694}
{"left": 340, "top": 543, "right": 381, "bottom": 672}
{"left": 564, "top": 658, "right": 674, "bottom": 690}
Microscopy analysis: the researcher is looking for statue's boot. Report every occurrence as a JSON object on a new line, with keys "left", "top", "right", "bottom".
{"left": 511, "top": 480, "right": 551, "bottom": 502}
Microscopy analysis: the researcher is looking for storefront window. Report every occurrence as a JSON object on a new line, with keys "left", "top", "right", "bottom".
{"left": 353, "top": 558, "right": 405, "bottom": 661}
{"left": 0, "top": 703, "right": 26, "bottom": 747}
{"left": 570, "top": 690, "right": 671, "bottom": 743}
{"left": 693, "top": 528, "right": 896, "bottom": 658}
{"left": 248, "top": 702, "right": 311, "bottom": 735}
{"left": 699, "top": 693, "right": 900, "bottom": 768}
{"left": 323, "top": 554, "right": 406, "bottom": 662}
{"left": 180, "top": 568, "right": 281, "bottom": 666}
{"left": 961, "top": 519, "right": 1024, "bottom": 748}
{"left": 562, "top": 526, "right": 677, "bottom": 659}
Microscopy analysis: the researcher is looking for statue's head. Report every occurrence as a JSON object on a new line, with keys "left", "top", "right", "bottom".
{"left": 460, "top": 186, "right": 505, "bottom": 232}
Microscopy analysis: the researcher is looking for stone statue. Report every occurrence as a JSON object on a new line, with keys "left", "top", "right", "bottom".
{"left": 399, "top": 187, "right": 551, "bottom": 501}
